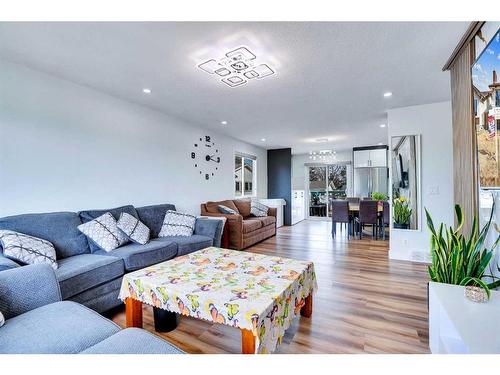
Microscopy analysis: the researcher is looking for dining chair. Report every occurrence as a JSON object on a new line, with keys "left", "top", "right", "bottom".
{"left": 355, "top": 200, "right": 379, "bottom": 239}
{"left": 331, "top": 200, "right": 352, "bottom": 238}
{"left": 381, "top": 201, "right": 390, "bottom": 240}
{"left": 346, "top": 197, "right": 360, "bottom": 204}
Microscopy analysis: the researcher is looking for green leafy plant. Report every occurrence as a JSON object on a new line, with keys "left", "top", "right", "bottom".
{"left": 371, "top": 192, "right": 388, "bottom": 201}
{"left": 426, "top": 202, "right": 500, "bottom": 299}
{"left": 393, "top": 197, "right": 412, "bottom": 225}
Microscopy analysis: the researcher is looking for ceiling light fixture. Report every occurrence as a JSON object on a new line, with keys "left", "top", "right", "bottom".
{"left": 142, "top": 88, "right": 152, "bottom": 94}
{"left": 261, "top": 138, "right": 266, "bottom": 142}
{"left": 380, "top": 124, "right": 386, "bottom": 128}
{"left": 198, "top": 46, "right": 275, "bottom": 88}
{"left": 220, "top": 120, "right": 227, "bottom": 125}
{"left": 315, "top": 138, "right": 329, "bottom": 143}
{"left": 383, "top": 92, "right": 392, "bottom": 97}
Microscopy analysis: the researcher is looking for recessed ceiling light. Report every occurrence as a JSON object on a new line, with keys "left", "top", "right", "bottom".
{"left": 142, "top": 88, "right": 152, "bottom": 94}
{"left": 380, "top": 124, "right": 386, "bottom": 128}
{"left": 221, "top": 121, "right": 227, "bottom": 125}
{"left": 378, "top": 142, "right": 383, "bottom": 145}
{"left": 261, "top": 138, "right": 266, "bottom": 142}
{"left": 383, "top": 92, "right": 392, "bottom": 97}
{"left": 198, "top": 46, "right": 275, "bottom": 88}
{"left": 315, "top": 138, "right": 329, "bottom": 143}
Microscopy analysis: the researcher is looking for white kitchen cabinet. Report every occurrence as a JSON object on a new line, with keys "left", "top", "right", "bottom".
{"left": 353, "top": 148, "right": 387, "bottom": 168}
{"left": 291, "top": 190, "right": 306, "bottom": 225}
{"left": 353, "top": 150, "right": 371, "bottom": 168}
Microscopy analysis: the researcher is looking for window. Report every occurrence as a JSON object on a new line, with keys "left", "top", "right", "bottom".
{"left": 496, "top": 90, "right": 500, "bottom": 107}
{"left": 235, "top": 153, "right": 256, "bottom": 197}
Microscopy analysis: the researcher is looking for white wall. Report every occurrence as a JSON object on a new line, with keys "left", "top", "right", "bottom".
{"left": 0, "top": 60, "right": 267, "bottom": 216}
{"left": 388, "top": 101, "right": 454, "bottom": 262}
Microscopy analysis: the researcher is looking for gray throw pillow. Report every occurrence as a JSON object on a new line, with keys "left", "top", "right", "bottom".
{"left": 117, "top": 212, "right": 150, "bottom": 245}
{"left": 218, "top": 205, "right": 238, "bottom": 215}
{"left": 78, "top": 212, "right": 129, "bottom": 252}
{"left": 250, "top": 201, "right": 269, "bottom": 217}
{"left": 0, "top": 230, "right": 58, "bottom": 270}
{"left": 158, "top": 210, "right": 196, "bottom": 237}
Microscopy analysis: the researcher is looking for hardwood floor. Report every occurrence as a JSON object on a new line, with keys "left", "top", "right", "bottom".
{"left": 112, "top": 220, "right": 430, "bottom": 353}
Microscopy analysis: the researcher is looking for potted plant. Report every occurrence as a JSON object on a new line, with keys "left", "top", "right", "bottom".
{"left": 371, "top": 192, "right": 388, "bottom": 202}
{"left": 393, "top": 197, "right": 411, "bottom": 229}
{"left": 426, "top": 202, "right": 500, "bottom": 301}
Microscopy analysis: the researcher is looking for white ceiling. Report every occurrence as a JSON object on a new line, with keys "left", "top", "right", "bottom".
{"left": 0, "top": 22, "right": 467, "bottom": 154}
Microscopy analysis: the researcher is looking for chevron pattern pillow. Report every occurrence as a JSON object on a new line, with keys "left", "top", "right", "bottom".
{"left": 0, "top": 230, "right": 58, "bottom": 269}
{"left": 117, "top": 212, "right": 150, "bottom": 245}
{"left": 158, "top": 210, "right": 196, "bottom": 237}
{"left": 218, "top": 204, "right": 238, "bottom": 215}
{"left": 250, "top": 201, "right": 269, "bottom": 217}
{"left": 78, "top": 212, "right": 129, "bottom": 252}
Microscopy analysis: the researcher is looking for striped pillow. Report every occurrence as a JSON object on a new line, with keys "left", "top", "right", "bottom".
{"left": 218, "top": 205, "right": 238, "bottom": 215}
{"left": 117, "top": 212, "right": 150, "bottom": 245}
{"left": 158, "top": 210, "right": 196, "bottom": 237}
{"left": 250, "top": 201, "right": 269, "bottom": 217}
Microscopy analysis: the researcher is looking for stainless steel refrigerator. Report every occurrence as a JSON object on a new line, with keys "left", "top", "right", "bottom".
{"left": 353, "top": 167, "right": 388, "bottom": 198}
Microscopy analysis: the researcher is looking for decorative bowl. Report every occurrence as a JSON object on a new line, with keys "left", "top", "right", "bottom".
{"left": 464, "top": 286, "right": 489, "bottom": 303}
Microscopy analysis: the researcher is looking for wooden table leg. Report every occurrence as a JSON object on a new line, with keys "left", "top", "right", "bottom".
{"left": 241, "top": 329, "right": 256, "bottom": 354}
{"left": 125, "top": 298, "right": 143, "bottom": 328}
{"left": 300, "top": 293, "right": 313, "bottom": 318}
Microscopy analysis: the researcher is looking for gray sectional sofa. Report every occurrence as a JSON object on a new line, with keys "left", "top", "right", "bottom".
{"left": 0, "top": 263, "right": 184, "bottom": 354}
{"left": 0, "top": 203, "right": 223, "bottom": 313}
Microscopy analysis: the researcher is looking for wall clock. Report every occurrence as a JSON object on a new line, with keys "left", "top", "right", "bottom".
{"left": 191, "top": 135, "right": 221, "bottom": 180}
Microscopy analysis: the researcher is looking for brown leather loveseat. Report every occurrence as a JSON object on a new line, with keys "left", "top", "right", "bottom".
{"left": 200, "top": 198, "right": 277, "bottom": 250}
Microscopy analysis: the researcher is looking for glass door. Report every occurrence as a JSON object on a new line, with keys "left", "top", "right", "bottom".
{"left": 308, "top": 164, "right": 347, "bottom": 219}
{"left": 308, "top": 166, "right": 327, "bottom": 218}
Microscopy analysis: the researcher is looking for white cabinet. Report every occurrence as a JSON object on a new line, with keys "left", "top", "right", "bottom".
{"left": 291, "top": 190, "right": 306, "bottom": 225}
{"left": 353, "top": 150, "right": 371, "bottom": 168}
{"left": 369, "top": 149, "right": 387, "bottom": 167}
{"left": 353, "top": 148, "right": 387, "bottom": 168}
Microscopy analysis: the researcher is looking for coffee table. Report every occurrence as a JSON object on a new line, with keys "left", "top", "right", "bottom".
{"left": 119, "top": 246, "right": 317, "bottom": 354}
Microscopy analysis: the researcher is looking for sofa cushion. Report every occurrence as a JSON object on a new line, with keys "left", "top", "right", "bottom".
{"left": 158, "top": 210, "right": 196, "bottom": 237}
{"left": 242, "top": 219, "right": 263, "bottom": 233}
{"left": 78, "top": 205, "right": 138, "bottom": 252}
{"left": 80, "top": 328, "right": 184, "bottom": 354}
{"left": 0, "top": 211, "right": 89, "bottom": 259}
{"left": 252, "top": 216, "right": 276, "bottom": 227}
{"left": 157, "top": 235, "right": 212, "bottom": 257}
{"left": 0, "top": 230, "right": 58, "bottom": 270}
{"left": 55, "top": 254, "right": 124, "bottom": 299}
{"left": 0, "top": 255, "right": 19, "bottom": 272}
{"left": 78, "top": 212, "right": 129, "bottom": 252}
{"left": 94, "top": 238, "right": 178, "bottom": 271}
{"left": 135, "top": 204, "right": 176, "bottom": 238}
{"left": 233, "top": 198, "right": 252, "bottom": 217}
{"left": 117, "top": 212, "right": 150, "bottom": 245}
{"left": 205, "top": 200, "right": 239, "bottom": 214}
{"left": 0, "top": 301, "right": 120, "bottom": 354}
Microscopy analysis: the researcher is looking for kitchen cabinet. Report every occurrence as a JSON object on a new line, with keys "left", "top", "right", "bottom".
{"left": 291, "top": 190, "right": 306, "bottom": 225}
{"left": 353, "top": 148, "right": 387, "bottom": 168}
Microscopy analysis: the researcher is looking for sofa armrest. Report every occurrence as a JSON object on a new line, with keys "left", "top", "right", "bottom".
{"left": 268, "top": 207, "right": 277, "bottom": 219}
{"left": 0, "top": 263, "right": 62, "bottom": 320}
{"left": 0, "top": 254, "right": 20, "bottom": 272}
{"left": 194, "top": 218, "right": 225, "bottom": 247}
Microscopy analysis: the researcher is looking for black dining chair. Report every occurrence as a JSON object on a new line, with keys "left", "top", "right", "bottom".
{"left": 331, "top": 200, "right": 352, "bottom": 238}
{"left": 381, "top": 201, "right": 390, "bottom": 240}
{"left": 355, "top": 200, "right": 379, "bottom": 239}
{"left": 346, "top": 197, "right": 360, "bottom": 204}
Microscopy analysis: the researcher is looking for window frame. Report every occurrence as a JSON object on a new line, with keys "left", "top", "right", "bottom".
{"left": 234, "top": 152, "right": 257, "bottom": 198}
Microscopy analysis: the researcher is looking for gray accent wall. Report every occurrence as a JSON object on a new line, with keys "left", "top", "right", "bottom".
{"left": 267, "top": 148, "right": 292, "bottom": 226}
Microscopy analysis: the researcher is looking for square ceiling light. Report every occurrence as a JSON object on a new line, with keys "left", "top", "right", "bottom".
{"left": 198, "top": 46, "right": 275, "bottom": 88}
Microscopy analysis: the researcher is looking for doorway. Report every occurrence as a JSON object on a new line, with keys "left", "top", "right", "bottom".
{"left": 307, "top": 165, "right": 348, "bottom": 219}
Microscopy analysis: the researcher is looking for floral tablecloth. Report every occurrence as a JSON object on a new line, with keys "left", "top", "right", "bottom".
{"left": 119, "top": 246, "right": 317, "bottom": 353}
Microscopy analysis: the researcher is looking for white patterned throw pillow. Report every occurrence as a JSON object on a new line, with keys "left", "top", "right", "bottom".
{"left": 250, "top": 201, "right": 269, "bottom": 217}
{"left": 117, "top": 212, "right": 150, "bottom": 245}
{"left": 0, "top": 311, "right": 4, "bottom": 327}
{"left": 78, "top": 212, "right": 129, "bottom": 252}
{"left": 218, "top": 205, "right": 238, "bottom": 215}
{"left": 158, "top": 210, "right": 196, "bottom": 237}
{"left": 0, "top": 230, "right": 58, "bottom": 270}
